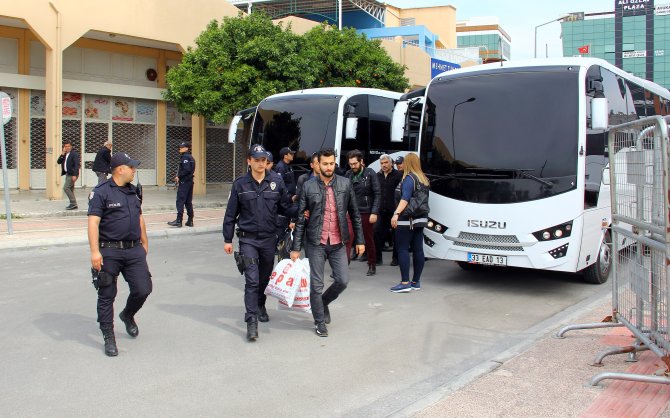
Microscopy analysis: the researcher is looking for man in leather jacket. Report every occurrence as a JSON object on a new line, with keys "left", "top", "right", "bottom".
{"left": 290, "top": 149, "right": 365, "bottom": 337}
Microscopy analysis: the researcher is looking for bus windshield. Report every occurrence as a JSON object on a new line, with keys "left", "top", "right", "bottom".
{"left": 421, "top": 68, "right": 580, "bottom": 204}
{"left": 251, "top": 95, "right": 341, "bottom": 168}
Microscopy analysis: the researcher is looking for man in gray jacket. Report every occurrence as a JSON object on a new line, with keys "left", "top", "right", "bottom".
{"left": 290, "top": 149, "right": 365, "bottom": 337}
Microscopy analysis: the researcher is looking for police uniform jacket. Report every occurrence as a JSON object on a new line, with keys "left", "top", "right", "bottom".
{"left": 345, "top": 166, "right": 381, "bottom": 215}
{"left": 87, "top": 180, "right": 142, "bottom": 241}
{"left": 223, "top": 171, "right": 296, "bottom": 243}
{"left": 291, "top": 175, "right": 365, "bottom": 250}
{"left": 92, "top": 146, "right": 111, "bottom": 174}
{"left": 377, "top": 168, "right": 402, "bottom": 213}
{"left": 274, "top": 160, "right": 296, "bottom": 196}
{"left": 178, "top": 152, "right": 195, "bottom": 182}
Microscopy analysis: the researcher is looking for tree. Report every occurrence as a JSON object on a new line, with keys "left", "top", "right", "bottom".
{"left": 164, "top": 13, "right": 313, "bottom": 123}
{"left": 301, "top": 23, "right": 409, "bottom": 92}
{"left": 165, "top": 14, "right": 410, "bottom": 122}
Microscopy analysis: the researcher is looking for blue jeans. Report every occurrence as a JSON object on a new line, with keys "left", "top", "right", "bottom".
{"left": 395, "top": 226, "right": 425, "bottom": 282}
{"left": 304, "top": 242, "right": 349, "bottom": 324}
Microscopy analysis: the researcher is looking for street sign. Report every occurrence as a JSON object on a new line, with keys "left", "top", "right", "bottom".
{"left": 0, "top": 92, "right": 11, "bottom": 125}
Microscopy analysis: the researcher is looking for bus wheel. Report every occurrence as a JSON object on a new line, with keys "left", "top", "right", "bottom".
{"left": 583, "top": 231, "right": 612, "bottom": 284}
{"left": 457, "top": 261, "right": 482, "bottom": 271}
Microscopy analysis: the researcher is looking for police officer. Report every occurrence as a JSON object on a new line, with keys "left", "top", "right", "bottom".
{"left": 88, "top": 152, "right": 152, "bottom": 357}
{"left": 168, "top": 142, "right": 195, "bottom": 227}
{"left": 223, "top": 144, "right": 296, "bottom": 341}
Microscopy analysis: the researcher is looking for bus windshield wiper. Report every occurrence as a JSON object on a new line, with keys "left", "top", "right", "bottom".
{"left": 464, "top": 168, "right": 553, "bottom": 187}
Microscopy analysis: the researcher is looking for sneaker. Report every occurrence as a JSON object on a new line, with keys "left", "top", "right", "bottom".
{"left": 315, "top": 322, "right": 328, "bottom": 337}
{"left": 66, "top": 204, "right": 78, "bottom": 210}
{"left": 390, "top": 259, "right": 399, "bottom": 266}
{"left": 411, "top": 281, "right": 421, "bottom": 291}
{"left": 390, "top": 282, "right": 412, "bottom": 293}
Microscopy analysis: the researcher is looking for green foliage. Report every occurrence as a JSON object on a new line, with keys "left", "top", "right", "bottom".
{"left": 302, "top": 23, "right": 409, "bottom": 91}
{"left": 164, "top": 14, "right": 410, "bottom": 123}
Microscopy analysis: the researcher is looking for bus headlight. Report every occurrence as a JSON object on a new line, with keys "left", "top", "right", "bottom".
{"left": 426, "top": 218, "right": 447, "bottom": 234}
{"left": 533, "top": 221, "right": 573, "bottom": 241}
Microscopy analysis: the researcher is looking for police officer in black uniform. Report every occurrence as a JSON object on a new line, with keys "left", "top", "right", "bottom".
{"left": 223, "top": 144, "right": 296, "bottom": 341}
{"left": 88, "top": 152, "right": 152, "bottom": 357}
{"left": 168, "top": 142, "right": 195, "bottom": 227}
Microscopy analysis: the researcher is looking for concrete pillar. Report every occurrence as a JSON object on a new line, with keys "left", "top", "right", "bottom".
{"left": 45, "top": 47, "right": 63, "bottom": 200}
{"left": 191, "top": 115, "right": 206, "bottom": 195}
{"left": 18, "top": 30, "right": 30, "bottom": 191}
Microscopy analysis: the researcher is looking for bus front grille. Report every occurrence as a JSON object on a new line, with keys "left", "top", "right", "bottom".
{"left": 452, "top": 232, "right": 524, "bottom": 252}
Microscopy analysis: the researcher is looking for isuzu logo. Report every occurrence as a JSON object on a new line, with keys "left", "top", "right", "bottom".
{"left": 467, "top": 220, "right": 507, "bottom": 229}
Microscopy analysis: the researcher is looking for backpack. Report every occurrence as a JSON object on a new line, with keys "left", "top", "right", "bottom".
{"left": 404, "top": 173, "right": 430, "bottom": 218}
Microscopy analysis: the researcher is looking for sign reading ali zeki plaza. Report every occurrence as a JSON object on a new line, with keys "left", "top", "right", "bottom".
{"left": 617, "top": 0, "right": 653, "bottom": 16}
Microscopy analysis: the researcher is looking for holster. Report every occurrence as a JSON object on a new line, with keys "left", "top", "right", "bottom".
{"left": 233, "top": 251, "right": 258, "bottom": 275}
{"left": 91, "top": 268, "right": 115, "bottom": 290}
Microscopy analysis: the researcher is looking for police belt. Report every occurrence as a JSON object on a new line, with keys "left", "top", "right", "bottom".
{"left": 236, "top": 230, "right": 271, "bottom": 240}
{"left": 100, "top": 240, "right": 141, "bottom": 249}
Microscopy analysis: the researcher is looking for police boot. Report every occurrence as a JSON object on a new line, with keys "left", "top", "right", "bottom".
{"left": 119, "top": 309, "right": 139, "bottom": 338}
{"left": 100, "top": 324, "right": 118, "bottom": 357}
{"left": 167, "top": 218, "right": 182, "bottom": 227}
{"left": 246, "top": 319, "right": 259, "bottom": 341}
{"left": 185, "top": 217, "right": 194, "bottom": 227}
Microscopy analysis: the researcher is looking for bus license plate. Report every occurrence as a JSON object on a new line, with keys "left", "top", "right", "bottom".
{"left": 467, "top": 253, "right": 507, "bottom": 266}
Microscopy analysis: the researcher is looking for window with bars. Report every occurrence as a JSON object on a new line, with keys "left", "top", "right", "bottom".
{"left": 0, "top": 87, "right": 18, "bottom": 170}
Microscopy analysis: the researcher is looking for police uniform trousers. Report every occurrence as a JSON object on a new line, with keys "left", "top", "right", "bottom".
{"left": 97, "top": 245, "right": 152, "bottom": 324}
{"left": 176, "top": 180, "right": 194, "bottom": 221}
{"left": 239, "top": 235, "right": 276, "bottom": 322}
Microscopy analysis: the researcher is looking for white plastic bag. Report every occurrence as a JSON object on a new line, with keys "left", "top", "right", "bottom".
{"left": 279, "top": 259, "right": 311, "bottom": 313}
{"left": 264, "top": 258, "right": 302, "bottom": 307}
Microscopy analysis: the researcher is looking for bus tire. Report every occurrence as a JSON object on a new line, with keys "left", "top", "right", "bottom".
{"left": 457, "top": 261, "right": 482, "bottom": 271}
{"left": 583, "top": 231, "right": 612, "bottom": 285}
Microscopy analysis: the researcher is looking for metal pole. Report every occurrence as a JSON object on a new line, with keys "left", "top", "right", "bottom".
{"left": 0, "top": 120, "right": 13, "bottom": 234}
{"left": 338, "top": 0, "right": 342, "bottom": 30}
{"left": 534, "top": 16, "right": 569, "bottom": 58}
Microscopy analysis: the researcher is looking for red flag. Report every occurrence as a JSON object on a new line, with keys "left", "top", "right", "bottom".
{"left": 578, "top": 45, "right": 590, "bottom": 54}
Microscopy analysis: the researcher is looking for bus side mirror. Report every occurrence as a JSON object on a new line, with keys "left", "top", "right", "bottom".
{"left": 590, "top": 82, "right": 608, "bottom": 130}
{"left": 345, "top": 116, "right": 358, "bottom": 140}
{"left": 391, "top": 100, "right": 409, "bottom": 143}
{"left": 228, "top": 115, "right": 242, "bottom": 143}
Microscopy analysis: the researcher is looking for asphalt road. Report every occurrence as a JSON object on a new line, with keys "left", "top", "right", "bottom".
{"left": 0, "top": 233, "right": 610, "bottom": 417}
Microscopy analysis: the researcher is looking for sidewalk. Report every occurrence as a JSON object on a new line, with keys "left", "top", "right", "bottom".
{"left": 0, "top": 185, "right": 230, "bottom": 250}
{"left": 3, "top": 186, "right": 670, "bottom": 417}
{"left": 409, "top": 300, "right": 670, "bottom": 418}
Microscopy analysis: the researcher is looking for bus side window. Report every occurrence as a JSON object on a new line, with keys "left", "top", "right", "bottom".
{"left": 600, "top": 68, "right": 632, "bottom": 125}
{"left": 368, "top": 96, "right": 395, "bottom": 152}
{"left": 626, "top": 80, "right": 647, "bottom": 118}
{"left": 340, "top": 95, "right": 369, "bottom": 168}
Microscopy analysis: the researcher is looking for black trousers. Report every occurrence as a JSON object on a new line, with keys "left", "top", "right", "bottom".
{"left": 239, "top": 236, "right": 276, "bottom": 322}
{"left": 176, "top": 180, "right": 194, "bottom": 220}
{"left": 375, "top": 211, "right": 397, "bottom": 261}
{"left": 97, "top": 245, "right": 152, "bottom": 325}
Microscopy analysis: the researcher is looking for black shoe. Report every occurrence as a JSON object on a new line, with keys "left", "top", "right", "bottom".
{"left": 323, "top": 305, "right": 331, "bottom": 324}
{"left": 258, "top": 306, "right": 269, "bottom": 323}
{"left": 247, "top": 320, "right": 258, "bottom": 341}
{"left": 382, "top": 245, "right": 394, "bottom": 252}
{"left": 366, "top": 265, "right": 376, "bottom": 276}
{"left": 119, "top": 310, "right": 139, "bottom": 338}
{"left": 390, "top": 258, "right": 398, "bottom": 266}
{"left": 358, "top": 255, "right": 368, "bottom": 263}
{"left": 167, "top": 219, "right": 182, "bottom": 227}
{"left": 377, "top": 258, "right": 383, "bottom": 266}
{"left": 351, "top": 253, "right": 359, "bottom": 261}
{"left": 185, "top": 218, "right": 194, "bottom": 227}
{"left": 66, "top": 204, "right": 78, "bottom": 210}
{"left": 315, "top": 322, "right": 328, "bottom": 337}
{"left": 100, "top": 326, "right": 118, "bottom": 357}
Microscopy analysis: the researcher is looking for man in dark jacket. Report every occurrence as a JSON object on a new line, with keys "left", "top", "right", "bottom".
{"left": 290, "top": 149, "right": 365, "bottom": 338}
{"left": 375, "top": 154, "right": 402, "bottom": 266}
{"left": 168, "top": 142, "right": 195, "bottom": 227}
{"left": 345, "top": 150, "right": 381, "bottom": 276}
{"left": 57, "top": 140, "right": 80, "bottom": 210}
{"left": 92, "top": 140, "right": 113, "bottom": 185}
{"left": 274, "top": 147, "right": 296, "bottom": 200}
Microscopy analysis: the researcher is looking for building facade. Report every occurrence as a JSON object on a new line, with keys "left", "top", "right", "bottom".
{"left": 456, "top": 17, "right": 511, "bottom": 62}
{"left": 561, "top": 1, "right": 670, "bottom": 89}
{"left": 0, "top": 0, "right": 255, "bottom": 197}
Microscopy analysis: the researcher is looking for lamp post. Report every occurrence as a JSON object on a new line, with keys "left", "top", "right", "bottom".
{"left": 451, "top": 97, "right": 475, "bottom": 162}
{"left": 534, "top": 15, "right": 571, "bottom": 58}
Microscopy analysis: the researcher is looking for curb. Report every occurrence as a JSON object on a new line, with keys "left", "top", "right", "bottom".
{"left": 0, "top": 224, "right": 222, "bottom": 251}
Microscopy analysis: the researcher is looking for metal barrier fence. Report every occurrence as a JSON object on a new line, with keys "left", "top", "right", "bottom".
{"left": 556, "top": 116, "right": 670, "bottom": 386}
